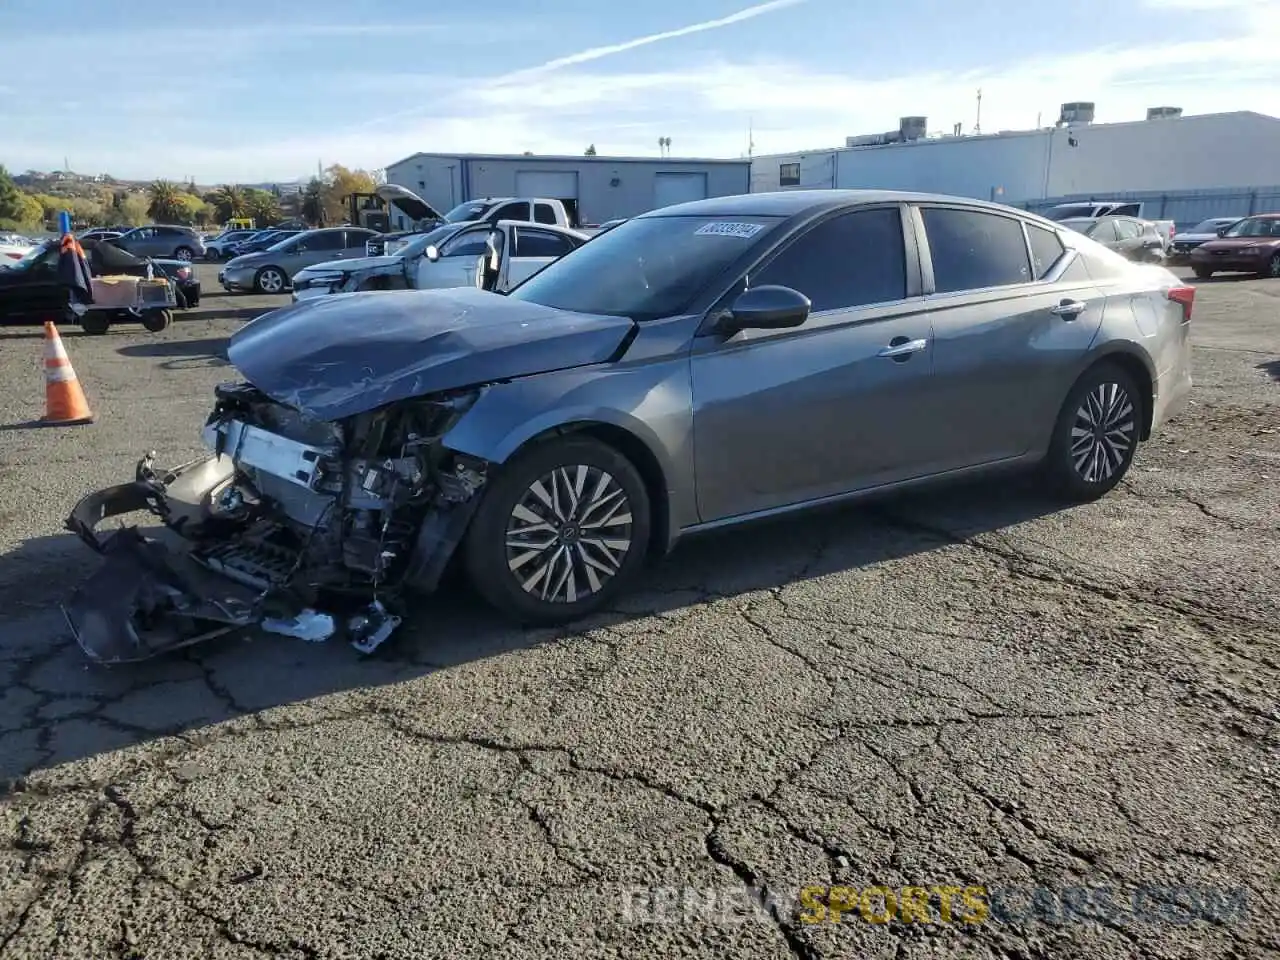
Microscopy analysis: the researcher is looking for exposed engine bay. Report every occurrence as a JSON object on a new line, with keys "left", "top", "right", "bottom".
{"left": 64, "top": 381, "right": 488, "bottom": 664}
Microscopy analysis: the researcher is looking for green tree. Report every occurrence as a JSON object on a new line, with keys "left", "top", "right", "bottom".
{"left": 178, "top": 194, "right": 212, "bottom": 226}
{"left": 147, "top": 179, "right": 185, "bottom": 222}
{"left": 321, "top": 164, "right": 377, "bottom": 225}
{"left": 210, "top": 184, "right": 247, "bottom": 222}
{"left": 300, "top": 178, "right": 326, "bottom": 225}
{"left": 0, "top": 164, "right": 35, "bottom": 226}
{"left": 114, "top": 193, "right": 150, "bottom": 226}
{"left": 244, "top": 188, "right": 282, "bottom": 226}
{"left": 584, "top": 144, "right": 597, "bottom": 156}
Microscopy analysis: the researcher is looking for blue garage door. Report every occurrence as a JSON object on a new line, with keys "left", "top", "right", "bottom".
{"left": 653, "top": 172, "right": 708, "bottom": 210}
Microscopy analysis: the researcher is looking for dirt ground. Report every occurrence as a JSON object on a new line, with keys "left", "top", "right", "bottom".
{"left": 0, "top": 266, "right": 1277, "bottom": 959}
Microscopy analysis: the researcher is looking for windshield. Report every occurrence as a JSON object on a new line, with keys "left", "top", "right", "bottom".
{"left": 1190, "top": 218, "right": 1234, "bottom": 233}
{"left": 1058, "top": 218, "right": 1095, "bottom": 234}
{"left": 505, "top": 214, "right": 783, "bottom": 320}
{"left": 1222, "top": 217, "right": 1280, "bottom": 238}
{"left": 443, "top": 200, "right": 497, "bottom": 223}
{"left": 1044, "top": 204, "right": 1097, "bottom": 222}
{"left": 393, "top": 224, "right": 465, "bottom": 258}
{"left": 265, "top": 233, "right": 300, "bottom": 251}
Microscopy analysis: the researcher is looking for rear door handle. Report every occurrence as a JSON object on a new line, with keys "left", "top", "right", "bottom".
{"left": 1051, "top": 299, "right": 1087, "bottom": 319}
{"left": 877, "top": 337, "right": 929, "bottom": 360}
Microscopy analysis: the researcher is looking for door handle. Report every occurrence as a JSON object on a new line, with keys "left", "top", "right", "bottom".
{"left": 1050, "top": 299, "right": 1086, "bottom": 319}
{"left": 877, "top": 337, "right": 928, "bottom": 360}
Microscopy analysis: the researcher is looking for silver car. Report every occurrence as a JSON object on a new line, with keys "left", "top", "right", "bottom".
{"left": 64, "top": 189, "right": 1193, "bottom": 662}
{"left": 218, "top": 227, "right": 379, "bottom": 294}
{"left": 110, "top": 224, "right": 206, "bottom": 261}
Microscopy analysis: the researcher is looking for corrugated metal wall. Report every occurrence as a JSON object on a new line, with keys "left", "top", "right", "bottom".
{"left": 1021, "top": 185, "right": 1280, "bottom": 231}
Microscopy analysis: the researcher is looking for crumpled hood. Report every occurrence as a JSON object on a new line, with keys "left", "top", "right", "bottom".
{"left": 226, "top": 287, "right": 636, "bottom": 422}
{"left": 296, "top": 255, "right": 402, "bottom": 277}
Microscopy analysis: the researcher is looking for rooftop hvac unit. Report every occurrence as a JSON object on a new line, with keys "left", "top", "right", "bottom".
{"left": 1146, "top": 106, "right": 1183, "bottom": 120}
{"left": 898, "top": 116, "right": 927, "bottom": 141}
{"left": 846, "top": 133, "right": 892, "bottom": 147}
{"left": 1058, "top": 101, "right": 1095, "bottom": 125}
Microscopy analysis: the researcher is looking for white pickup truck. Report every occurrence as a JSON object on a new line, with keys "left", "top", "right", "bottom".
{"left": 1043, "top": 201, "right": 1176, "bottom": 247}
{"left": 292, "top": 219, "right": 590, "bottom": 303}
{"left": 368, "top": 184, "right": 577, "bottom": 256}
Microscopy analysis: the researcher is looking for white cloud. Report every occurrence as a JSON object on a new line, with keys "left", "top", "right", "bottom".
{"left": 4, "top": 1, "right": 1278, "bottom": 181}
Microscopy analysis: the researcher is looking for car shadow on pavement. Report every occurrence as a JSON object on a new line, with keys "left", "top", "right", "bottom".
{"left": 116, "top": 338, "right": 230, "bottom": 370}
{"left": 1258, "top": 360, "right": 1280, "bottom": 382}
{"left": 0, "top": 473, "right": 1070, "bottom": 787}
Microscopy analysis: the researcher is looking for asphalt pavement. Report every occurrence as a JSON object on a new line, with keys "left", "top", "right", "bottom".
{"left": 0, "top": 266, "right": 1277, "bottom": 959}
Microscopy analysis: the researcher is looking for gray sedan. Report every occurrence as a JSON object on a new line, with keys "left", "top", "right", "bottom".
{"left": 218, "top": 227, "right": 378, "bottom": 294}
{"left": 66, "top": 189, "right": 1194, "bottom": 660}
{"left": 110, "top": 225, "right": 206, "bottom": 261}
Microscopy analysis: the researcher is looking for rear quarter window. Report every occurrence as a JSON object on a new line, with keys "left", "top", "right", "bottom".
{"left": 1026, "top": 224, "right": 1066, "bottom": 279}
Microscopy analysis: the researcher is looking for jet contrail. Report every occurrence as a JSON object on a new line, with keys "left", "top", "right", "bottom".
{"left": 493, "top": 0, "right": 810, "bottom": 85}
{"left": 352, "top": 0, "right": 809, "bottom": 129}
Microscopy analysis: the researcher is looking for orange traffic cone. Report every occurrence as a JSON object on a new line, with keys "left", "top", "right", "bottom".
{"left": 41, "top": 321, "right": 94, "bottom": 426}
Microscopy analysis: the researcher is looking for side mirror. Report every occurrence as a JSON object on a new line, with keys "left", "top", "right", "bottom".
{"left": 718, "top": 285, "right": 810, "bottom": 334}
{"left": 424, "top": 244, "right": 440, "bottom": 262}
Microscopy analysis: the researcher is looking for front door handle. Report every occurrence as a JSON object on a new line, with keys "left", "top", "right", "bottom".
{"left": 877, "top": 337, "right": 928, "bottom": 360}
{"left": 1050, "top": 299, "right": 1087, "bottom": 319}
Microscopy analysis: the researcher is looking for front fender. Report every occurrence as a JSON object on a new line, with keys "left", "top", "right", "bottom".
{"left": 440, "top": 357, "right": 699, "bottom": 535}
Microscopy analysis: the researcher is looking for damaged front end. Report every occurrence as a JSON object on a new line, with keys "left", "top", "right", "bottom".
{"left": 63, "top": 382, "right": 488, "bottom": 664}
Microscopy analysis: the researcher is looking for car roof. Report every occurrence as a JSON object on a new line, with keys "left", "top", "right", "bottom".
{"left": 638, "top": 189, "right": 1047, "bottom": 220}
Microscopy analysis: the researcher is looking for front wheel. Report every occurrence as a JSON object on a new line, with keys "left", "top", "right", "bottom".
{"left": 462, "top": 437, "right": 652, "bottom": 624}
{"left": 255, "top": 267, "right": 287, "bottom": 294}
{"left": 1044, "top": 362, "right": 1143, "bottom": 502}
{"left": 173, "top": 246, "right": 194, "bottom": 261}
{"left": 141, "top": 309, "right": 172, "bottom": 332}
{"left": 1193, "top": 266, "right": 1214, "bottom": 279}
{"left": 80, "top": 313, "right": 110, "bottom": 335}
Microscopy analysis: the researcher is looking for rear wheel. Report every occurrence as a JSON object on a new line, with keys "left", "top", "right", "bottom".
{"left": 80, "top": 313, "right": 110, "bottom": 335}
{"left": 1045, "top": 362, "right": 1143, "bottom": 502}
{"left": 1264, "top": 253, "right": 1280, "bottom": 279}
{"left": 1193, "top": 266, "right": 1214, "bottom": 279}
{"left": 173, "top": 246, "right": 194, "bottom": 261}
{"left": 463, "top": 437, "right": 652, "bottom": 624}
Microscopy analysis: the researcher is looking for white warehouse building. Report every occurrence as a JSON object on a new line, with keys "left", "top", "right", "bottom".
{"left": 751, "top": 107, "right": 1280, "bottom": 224}
{"left": 384, "top": 152, "right": 752, "bottom": 228}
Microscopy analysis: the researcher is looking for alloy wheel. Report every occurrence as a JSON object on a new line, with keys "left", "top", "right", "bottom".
{"left": 258, "top": 269, "right": 285, "bottom": 294}
{"left": 1070, "top": 382, "right": 1136, "bottom": 484}
{"left": 174, "top": 247, "right": 193, "bottom": 261}
{"left": 504, "top": 465, "right": 633, "bottom": 604}
{"left": 1269, "top": 253, "right": 1280, "bottom": 278}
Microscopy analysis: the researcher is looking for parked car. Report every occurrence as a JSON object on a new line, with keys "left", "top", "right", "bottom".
{"left": 1189, "top": 214, "right": 1280, "bottom": 279}
{"left": 291, "top": 221, "right": 589, "bottom": 303}
{"left": 1167, "top": 217, "right": 1241, "bottom": 264}
{"left": 0, "top": 233, "right": 35, "bottom": 261}
{"left": 0, "top": 237, "right": 199, "bottom": 329}
{"left": 1044, "top": 201, "right": 1175, "bottom": 247}
{"left": 226, "top": 229, "right": 303, "bottom": 259}
{"left": 111, "top": 224, "right": 206, "bottom": 261}
{"left": 219, "top": 227, "right": 379, "bottom": 294}
{"left": 204, "top": 229, "right": 260, "bottom": 261}
{"left": 63, "top": 189, "right": 1195, "bottom": 663}
{"left": 1059, "top": 216, "right": 1167, "bottom": 262}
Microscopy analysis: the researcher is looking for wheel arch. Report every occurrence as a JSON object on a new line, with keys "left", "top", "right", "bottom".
{"left": 1072, "top": 345, "right": 1156, "bottom": 440}
{"left": 459, "top": 414, "right": 677, "bottom": 558}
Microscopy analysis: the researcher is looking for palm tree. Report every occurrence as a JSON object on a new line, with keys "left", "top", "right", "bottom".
{"left": 146, "top": 180, "right": 184, "bottom": 222}
{"left": 211, "top": 184, "right": 247, "bottom": 222}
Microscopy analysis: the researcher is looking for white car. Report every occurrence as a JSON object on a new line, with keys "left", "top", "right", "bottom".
{"left": 290, "top": 220, "right": 590, "bottom": 303}
{"left": 0, "top": 233, "right": 36, "bottom": 263}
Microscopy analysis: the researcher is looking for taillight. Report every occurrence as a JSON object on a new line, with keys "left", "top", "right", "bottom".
{"left": 4, "top": 252, "right": 21, "bottom": 260}
{"left": 176, "top": 266, "right": 191, "bottom": 280}
{"left": 1167, "top": 285, "right": 1195, "bottom": 323}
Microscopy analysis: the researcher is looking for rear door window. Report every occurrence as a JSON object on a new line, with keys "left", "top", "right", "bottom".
{"left": 919, "top": 207, "right": 1031, "bottom": 293}
{"left": 491, "top": 201, "right": 531, "bottom": 222}
{"left": 1089, "top": 220, "right": 1119, "bottom": 242}
{"left": 1026, "top": 224, "right": 1066, "bottom": 279}
{"left": 534, "top": 204, "right": 559, "bottom": 225}
{"left": 1114, "top": 220, "right": 1141, "bottom": 241}
{"left": 751, "top": 207, "right": 907, "bottom": 311}
{"left": 514, "top": 228, "right": 577, "bottom": 258}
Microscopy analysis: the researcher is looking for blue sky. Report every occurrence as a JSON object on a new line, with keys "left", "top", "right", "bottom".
{"left": 0, "top": 0, "right": 1276, "bottom": 183}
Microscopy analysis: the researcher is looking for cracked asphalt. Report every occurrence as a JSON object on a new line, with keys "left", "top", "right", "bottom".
{"left": 1, "top": 267, "right": 1278, "bottom": 959}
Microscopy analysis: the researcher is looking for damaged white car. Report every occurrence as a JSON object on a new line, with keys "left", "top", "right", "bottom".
{"left": 291, "top": 220, "right": 589, "bottom": 303}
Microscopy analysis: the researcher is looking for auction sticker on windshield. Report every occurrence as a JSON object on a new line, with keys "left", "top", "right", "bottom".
{"left": 695, "top": 222, "right": 764, "bottom": 239}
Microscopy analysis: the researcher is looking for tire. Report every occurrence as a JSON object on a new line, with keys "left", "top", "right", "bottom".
{"left": 173, "top": 246, "right": 194, "bottom": 261}
{"left": 80, "top": 313, "right": 110, "bottom": 335}
{"left": 254, "top": 266, "right": 287, "bottom": 294}
{"left": 1193, "top": 267, "right": 1213, "bottom": 279}
{"left": 205, "top": 249, "right": 221, "bottom": 262}
{"left": 462, "top": 436, "right": 652, "bottom": 624}
{"left": 141, "top": 309, "right": 172, "bottom": 332}
{"left": 1045, "top": 362, "right": 1143, "bottom": 502}
{"left": 1263, "top": 253, "right": 1280, "bottom": 279}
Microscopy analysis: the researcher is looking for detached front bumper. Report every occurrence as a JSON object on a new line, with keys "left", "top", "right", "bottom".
{"left": 62, "top": 455, "right": 262, "bottom": 664}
